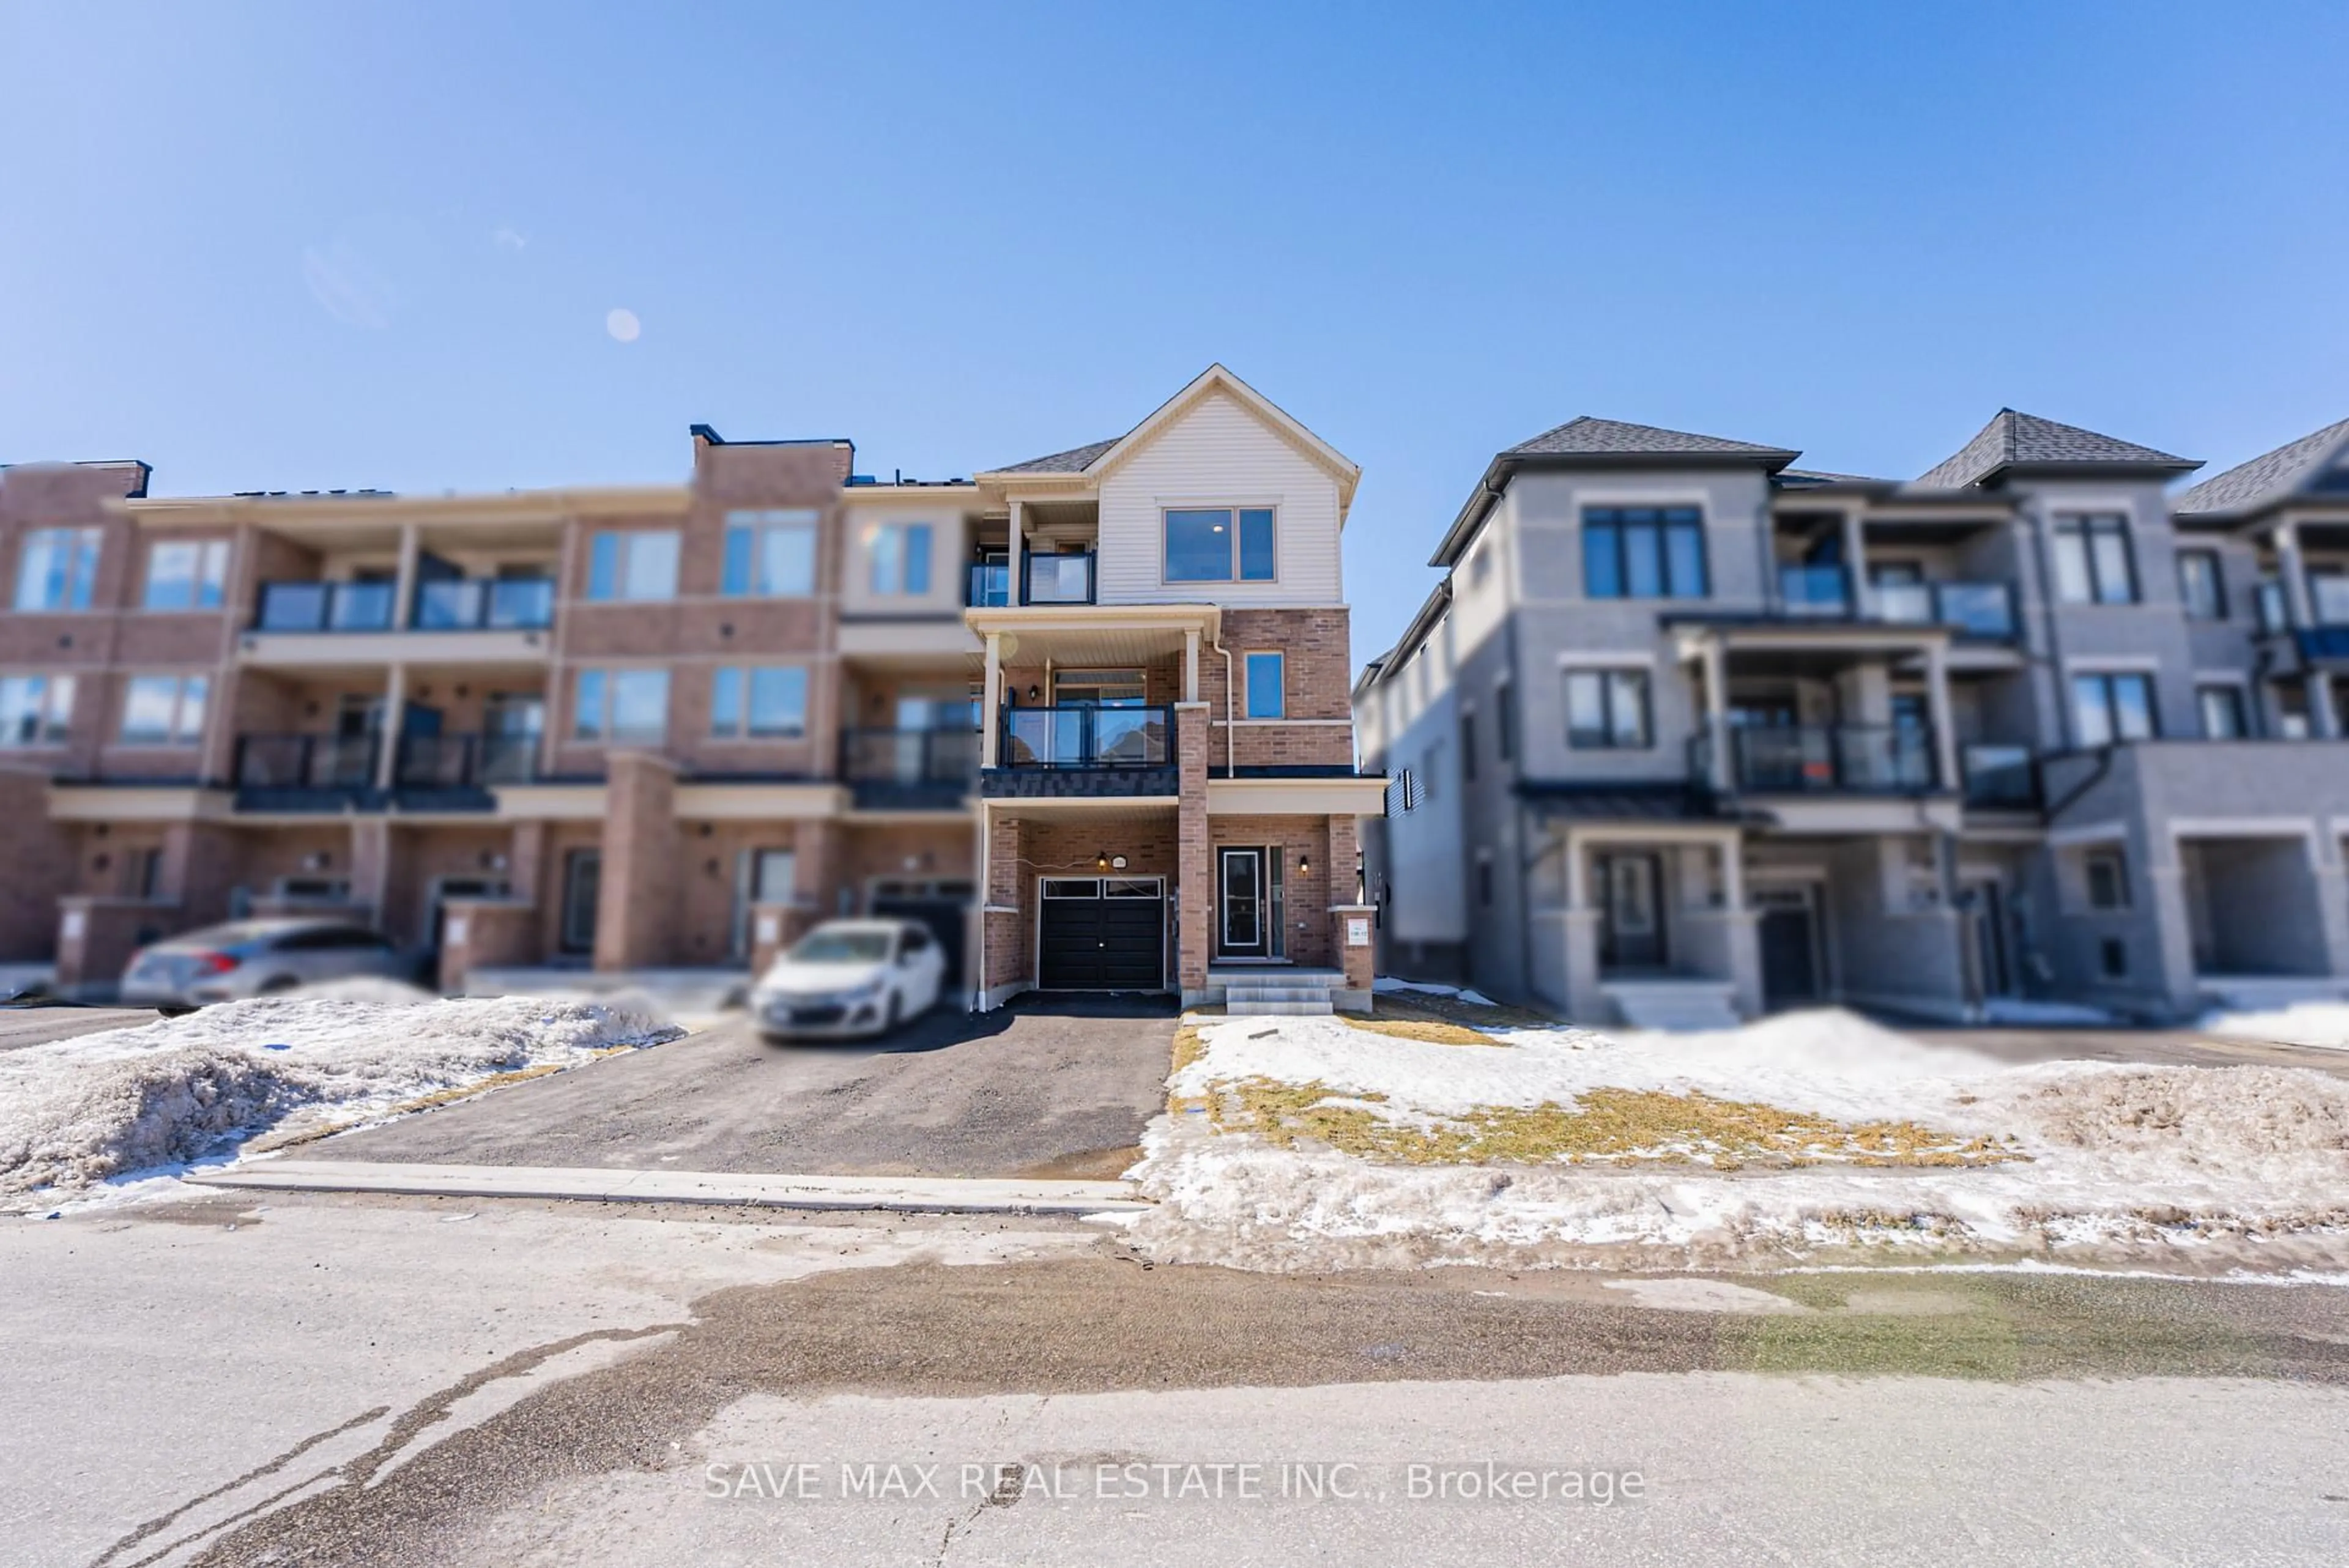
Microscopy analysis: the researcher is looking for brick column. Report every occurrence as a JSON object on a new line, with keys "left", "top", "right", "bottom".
{"left": 596, "top": 750, "right": 680, "bottom": 970}
{"left": 978, "top": 806, "right": 1026, "bottom": 1008}
{"left": 1176, "top": 702, "right": 1212, "bottom": 1002}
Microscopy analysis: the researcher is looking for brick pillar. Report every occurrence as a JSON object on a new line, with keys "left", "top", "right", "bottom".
{"left": 506, "top": 819, "right": 545, "bottom": 906}
{"left": 978, "top": 807, "right": 1026, "bottom": 1008}
{"left": 795, "top": 817, "right": 845, "bottom": 919}
{"left": 596, "top": 751, "right": 680, "bottom": 970}
{"left": 1176, "top": 702, "right": 1212, "bottom": 1001}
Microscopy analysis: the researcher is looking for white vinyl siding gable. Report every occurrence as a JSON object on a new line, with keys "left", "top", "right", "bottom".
{"left": 1093, "top": 389, "right": 1343, "bottom": 605}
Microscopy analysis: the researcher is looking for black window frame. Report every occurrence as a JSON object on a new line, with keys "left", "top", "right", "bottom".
{"left": 2052, "top": 514, "right": 2139, "bottom": 605}
{"left": 2071, "top": 671, "right": 2158, "bottom": 747}
{"left": 1581, "top": 507, "right": 1708, "bottom": 601}
{"left": 2176, "top": 548, "right": 2226, "bottom": 620}
{"left": 1565, "top": 668, "right": 1654, "bottom": 750}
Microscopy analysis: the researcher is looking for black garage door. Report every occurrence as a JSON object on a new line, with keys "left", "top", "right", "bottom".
{"left": 1038, "top": 878, "right": 1164, "bottom": 991}
{"left": 870, "top": 895, "right": 969, "bottom": 988}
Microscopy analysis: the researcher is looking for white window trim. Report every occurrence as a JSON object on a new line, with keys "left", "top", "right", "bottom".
{"left": 141, "top": 538, "right": 232, "bottom": 613}
{"left": 862, "top": 521, "right": 935, "bottom": 597}
{"left": 1241, "top": 649, "right": 1286, "bottom": 719}
{"left": 116, "top": 671, "right": 208, "bottom": 747}
{"left": 1556, "top": 651, "right": 1658, "bottom": 670}
{"left": 13, "top": 526, "right": 103, "bottom": 614}
{"left": 586, "top": 530, "right": 682, "bottom": 603}
{"left": 570, "top": 666, "right": 672, "bottom": 744}
{"left": 708, "top": 664, "right": 812, "bottom": 741}
{"left": 1157, "top": 501, "right": 1282, "bottom": 587}
{"left": 0, "top": 671, "right": 76, "bottom": 748}
{"left": 721, "top": 510, "right": 821, "bottom": 599}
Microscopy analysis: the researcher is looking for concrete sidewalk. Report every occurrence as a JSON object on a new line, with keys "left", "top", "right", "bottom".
{"left": 191, "top": 1158, "right": 1150, "bottom": 1214}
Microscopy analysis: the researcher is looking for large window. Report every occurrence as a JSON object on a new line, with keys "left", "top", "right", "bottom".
{"left": 2052, "top": 514, "right": 2137, "bottom": 604}
{"left": 573, "top": 668, "right": 670, "bottom": 742}
{"left": 2176, "top": 549, "right": 2225, "bottom": 620}
{"left": 2073, "top": 671, "right": 2157, "bottom": 747}
{"left": 1581, "top": 508, "right": 1706, "bottom": 599}
{"left": 119, "top": 673, "right": 207, "bottom": 745}
{"left": 143, "top": 540, "right": 229, "bottom": 611}
{"left": 14, "top": 527, "right": 100, "bottom": 612}
{"left": 1567, "top": 668, "right": 1652, "bottom": 749}
{"left": 2197, "top": 684, "right": 2248, "bottom": 740}
{"left": 1163, "top": 508, "right": 1276, "bottom": 583}
{"left": 710, "top": 665, "right": 809, "bottom": 739}
{"left": 864, "top": 522, "right": 932, "bottom": 596}
{"left": 722, "top": 510, "right": 818, "bottom": 597}
{"left": 1242, "top": 652, "right": 1285, "bottom": 718}
{"left": 0, "top": 674, "right": 74, "bottom": 746}
{"left": 585, "top": 530, "right": 680, "bottom": 602}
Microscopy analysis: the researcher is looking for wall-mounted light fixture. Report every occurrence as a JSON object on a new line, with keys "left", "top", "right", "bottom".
{"left": 1096, "top": 851, "right": 1110, "bottom": 870}
{"left": 1299, "top": 854, "right": 1312, "bottom": 873}
{"left": 1028, "top": 685, "right": 1041, "bottom": 702}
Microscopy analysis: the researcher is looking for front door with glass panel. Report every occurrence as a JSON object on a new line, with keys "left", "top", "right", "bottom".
{"left": 1595, "top": 852, "right": 1667, "bottom": 971}
{"left": 1218, "top": 848, "right": 1269, "bottom": 959}
{"left": 732, "top": 849, "right": 797, "bottom": 959}
{"left": 560, "top": 849, "right": 601, "bottom": 954}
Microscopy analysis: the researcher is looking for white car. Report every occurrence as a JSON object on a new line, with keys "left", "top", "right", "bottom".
{"left": 751, "top": 919, "right": 946, "bottom": 1042}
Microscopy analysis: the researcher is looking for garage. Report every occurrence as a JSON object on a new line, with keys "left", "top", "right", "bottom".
{"left": 1038, "top": 876, "right": 1165, "bottom": 991}
{"left": 870, "top": 879, "right": 974, "bottom": 989}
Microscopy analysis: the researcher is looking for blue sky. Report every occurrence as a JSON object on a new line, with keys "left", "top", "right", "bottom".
{"left": 6, "top": 1, "right": 2347, "bottom": 664}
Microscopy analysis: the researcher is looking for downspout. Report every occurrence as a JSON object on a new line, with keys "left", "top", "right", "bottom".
{"left": 1210, "top": 632, "right": 1236, "bottom": 777}
{"left": 972, "top": 801, "right": 989, "bottom": 1011}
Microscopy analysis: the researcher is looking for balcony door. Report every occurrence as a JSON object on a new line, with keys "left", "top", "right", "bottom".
{"left": 560, "top": 849, "right": 601, "bottom": 955}
{"left": 1048, "top": 670, "right": 1146, "bottom": 766}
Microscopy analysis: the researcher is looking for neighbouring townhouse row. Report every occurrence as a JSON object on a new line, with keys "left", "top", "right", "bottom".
{"left": 0, "top": 366, "right": 1385, "bottom": 1011}
{"left": 1357, "top": 408, "right": 2349, "bottom": 1026}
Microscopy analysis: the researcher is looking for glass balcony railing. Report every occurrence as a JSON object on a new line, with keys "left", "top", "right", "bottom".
{"left": 840, "top": 727, "right": 979, "bottom": 786}
{"left": 1023, "top": 552, "right": 1095, "bottom": 605}
{"left": 1693, "top": 723, "right": 1939, "bottom": 794}
{"left": 411, "top": 578, "right": 555, "bottom": 631}
{"left": 254, "top": 580, "right": 395, "bottom": 632}
{"left": 966, "top": 560, "right": 1013, "bottom": 608}
{"left": 1875, "top": 580, "right": 2018, "bottom": 640}
{"left": 1961, "top": 744, "right": 2038, "bottom": 808}
{"left": 998, "top": 705, "right": 1171, "bottom": 768}
{"left": 392, "top": 732, "right": 540, "bottom": 790}
{"left": 2312, "top": 575, "right": 2349, "bottom": 627}
{"left": 1776, "top": 563, "right": 1852, "bottom": 616}
{"left": 232, "top": 733, "right": 380, "bottom": 791}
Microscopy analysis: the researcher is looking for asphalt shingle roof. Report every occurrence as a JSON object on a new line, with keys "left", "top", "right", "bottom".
{"left": 1505, "top": 416, "right": 1797, "bottom": 464}
{"left": 1915, "top": 409, "right": 2195, "bottom": 489}
{"left": 2173, "top": 416, "right": 2349, "bottom": 518}
{"left": 989, "top": 437, "right": 1119, "bottom": 475}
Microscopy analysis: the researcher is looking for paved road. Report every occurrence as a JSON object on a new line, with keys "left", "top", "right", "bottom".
{"left": 1910, "top": 1024, "right": 2349, "bottom": 1076}
{"left": 310, "top": 994, "right": 1179, "bottom": 1179}
{"left": 4, "top": 1190, "right": 2345, "bottom": 1567}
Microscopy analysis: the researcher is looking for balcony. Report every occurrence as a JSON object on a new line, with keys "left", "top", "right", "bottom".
{"left": 1023, "top": 552, "right": 1096, "bottom": 606}
{"left": 1961, "top": 743, "right": 2038, "bottom": 809}
{"left": 839, "top": 727, "right": 979, "bottom": 809}
{"left": 967, "top": 558, "right": 1013, "bottom": 608}
{"left": 254, "top": 580, "right": 396, "bottom": 632}
{"left": 1694, "top": 723, "right": 1940, "bottom": 795}
{"left": 1877, "top": 580, "right": 2019, "bottom": 640}
{"left": 982, "top": 704, "right": 1176, "bottom": 797}
{"left": 1776, "top": 563, "right": 1852, "bottom": 617}
{"left": 232, "top": 733, "right": 380, "bottom": 810}
{"left": 392, "top": 733, "right": 540, "bottom": 808}
{"left": 411, "top": 578, "right": 554, "bottom": 631}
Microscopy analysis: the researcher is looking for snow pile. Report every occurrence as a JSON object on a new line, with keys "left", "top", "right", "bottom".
{"left": 0, "top": 995, "right": 676, "bottom": 1208}
{"left": 2201, "top": 1002, "right": 2349, "bottom": 1051}
{"left": 1131, "top": 1008, "right": 2349, "bottom": 1273}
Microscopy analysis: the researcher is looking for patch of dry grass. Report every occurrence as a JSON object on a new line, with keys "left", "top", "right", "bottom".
{"left": 1342, "top": 999, "right": 1505, "bottom": 1047}
{"left": 1373, "top": 988, "right": 1559, "bottom": 1031}
{"left": 1205, "top": 1077, "right": 2027, "bottom": 1170}
{"left": 1168, "top": 1021, "right": 1212, "bottom": 1116}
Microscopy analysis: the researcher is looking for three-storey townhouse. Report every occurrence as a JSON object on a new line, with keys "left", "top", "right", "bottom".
{"left": 1360, "top": 407, "right": 2349, "bottom": 1026}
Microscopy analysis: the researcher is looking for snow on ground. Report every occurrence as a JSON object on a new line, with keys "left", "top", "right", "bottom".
{"left": 2201, "top": 1002, "right": 2349, "bottom": 1051}
{"left": 1373, "top": 977, "right": 1497, "bottom": 1007}
{"left": 1130, "top": 1006, "right": 2349, "bottom": 1274}
{"left": 0, "top": 996, "right": 677, "bottom": 1211}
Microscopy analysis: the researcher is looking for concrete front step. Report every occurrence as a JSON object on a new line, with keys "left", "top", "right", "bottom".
{"left": 1224, "top": 986, "right": 1338, "bottom": 1004}
{"left": 1601, "top": 980, "right": 1742, "bottom": 1032}
{"left": 1225, "top": 998, "right": 1333, "bottom": 1016}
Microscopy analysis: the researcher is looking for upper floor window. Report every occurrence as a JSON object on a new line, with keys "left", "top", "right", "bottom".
{"left": 1582, "top": 508, "right": 1705, "bottom": 600}
{"left": 13, "top": 527, "right": 100, "bottom": 612}
{"left": 2073, "top": 670, "right": 2156, "bottom": 747}
{"left": 722, "top": 510, "right": 818, "bottom": 597}
{"left": 2052, "top": 514, "right": 2136, "bottom": 604}
{"left": 1163, "top": 508, "right": 1275, "bottom": 583}
{"left": 2197, "top": 684, "right": 2247, "bottom": 739}
{"left": 1566, "top": 668, "right": 1652, "bottom": 749}
{"left": 573, "top": 668, "right": 670, "bottom": 742}
{"left": 710, "top": 665, "right": 809, "bottom": 739}
{"left": 1494, "top": 678, "right": 1516, "bottom": 762}
{"left": 586, "top": 530, "right": 680, "bottom": 602}
{"left": 0, "top": 674, "right": 74, "bottom": 746}
{"left": 1242, "top": 652, "right": 1285, "bottom": 718}
{"left": 143, "top": 540, "right": 230, "bottom": 611}
{"left": 2176, "top": 549, "right": 2225, "bottom": 620}
{"left": 119, "top": 673, "right": 208, "bottom": 745}
{"left": 866, "top": 523, "right": 933, "bottom": 596}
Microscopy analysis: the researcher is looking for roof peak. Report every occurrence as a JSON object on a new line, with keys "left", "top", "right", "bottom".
{"left": 2174, "top": 413, "right": 2349, "bottom": 518}
{"left": 1503, "top": 414, "right": 1799, "bottom": 464}
{"left": 1916, "top": 409, "right": 2197, "bottom": 490}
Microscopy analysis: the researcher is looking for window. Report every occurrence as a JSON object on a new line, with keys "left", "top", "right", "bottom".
{"left": 13, "top": 527, "right": 100, "bottom": 612}
{"left": 1494, "top": 678, "right": 1515, "bottom": 762}
{"left": 572, "top": 668, "right": 670, "bottom": 742}
{"left": 1162, "top": 508, "right": 1276, "bottom": 583}
{"left": 2176, "top": 549, "right": 2225, "bottom": 620}
{"left": 1566, "top": 668, "right": 1652, "bottom": 749}
{"left": 2197, "top": 684, "right": 2248, "bottom": 740}
{"left": 2072, "top": 671, "right": 2157, "bottom": 747}
{"left": 1581, "top": 508, "right": 1706, "bottom": 600}
{"left": 0, "top": 674, "right": 74, "bottom": 746}
{"left": 1460, "top": 709, "right": 1477, "bottom": 782}
{"left": 866, "top": 522, "right": 933, "bottom": 596}
{"left": 710, "top": 665, "right": 809, "bottom": 738}
{"left": 143, "top": 540, "right": 229, "bottom": 611}
{"left": 119, "top": 673, "right": 207, "bottom": 745}
{"left": 2051, "top": 514, "right": 2137, "bottom": 604}
{"left": 1242, "top": 652, "right": 1285, "bottom": 718}
{"left": 719, "top": 510, "right": 818, "bottom": 597}
{"left": 585, "top": 530, "right": 680, "bottom": 602}
{"left": 2085, "top": 851, "right": 2130, "bottom": 911}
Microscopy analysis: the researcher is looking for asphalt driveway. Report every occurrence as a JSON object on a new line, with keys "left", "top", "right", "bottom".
{"left": 309, "top": 993, "right": 1179, "bottom": 1178}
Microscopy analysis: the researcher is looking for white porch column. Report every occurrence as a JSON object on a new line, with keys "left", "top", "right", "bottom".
{"left": 375, "top": 662, "right": 406, "bottom": 790}
{"left": 1923, "top": 639, "right": 1959, "bottom": 792}
{"left": 1699, "top": 638, "right": 1730, "bottom": 791}
{"left": 1841, "top": 508, "right": 1871, "bottom": 618}
{"left": 392, "top": 522, "right": 421, "bottom": 631}
{"left": 981, "top": 632, "right": 1002, "bottom": 769}
{"left": 1007, "top": 500, "right": 1026, "bottom": 607}
{"left": 2277, "top": 519, "right": 2315, "bottom": 629}
{"left": 1184, "top": 627, "right": 1200, "bottom": 703}
{"left": 1718, "top": 829, "right": 1745, "bottom": 911}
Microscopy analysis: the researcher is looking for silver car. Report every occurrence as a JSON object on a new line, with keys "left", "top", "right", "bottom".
{"left": 119, "top": 918, "right": 416, "bottom": 1011}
